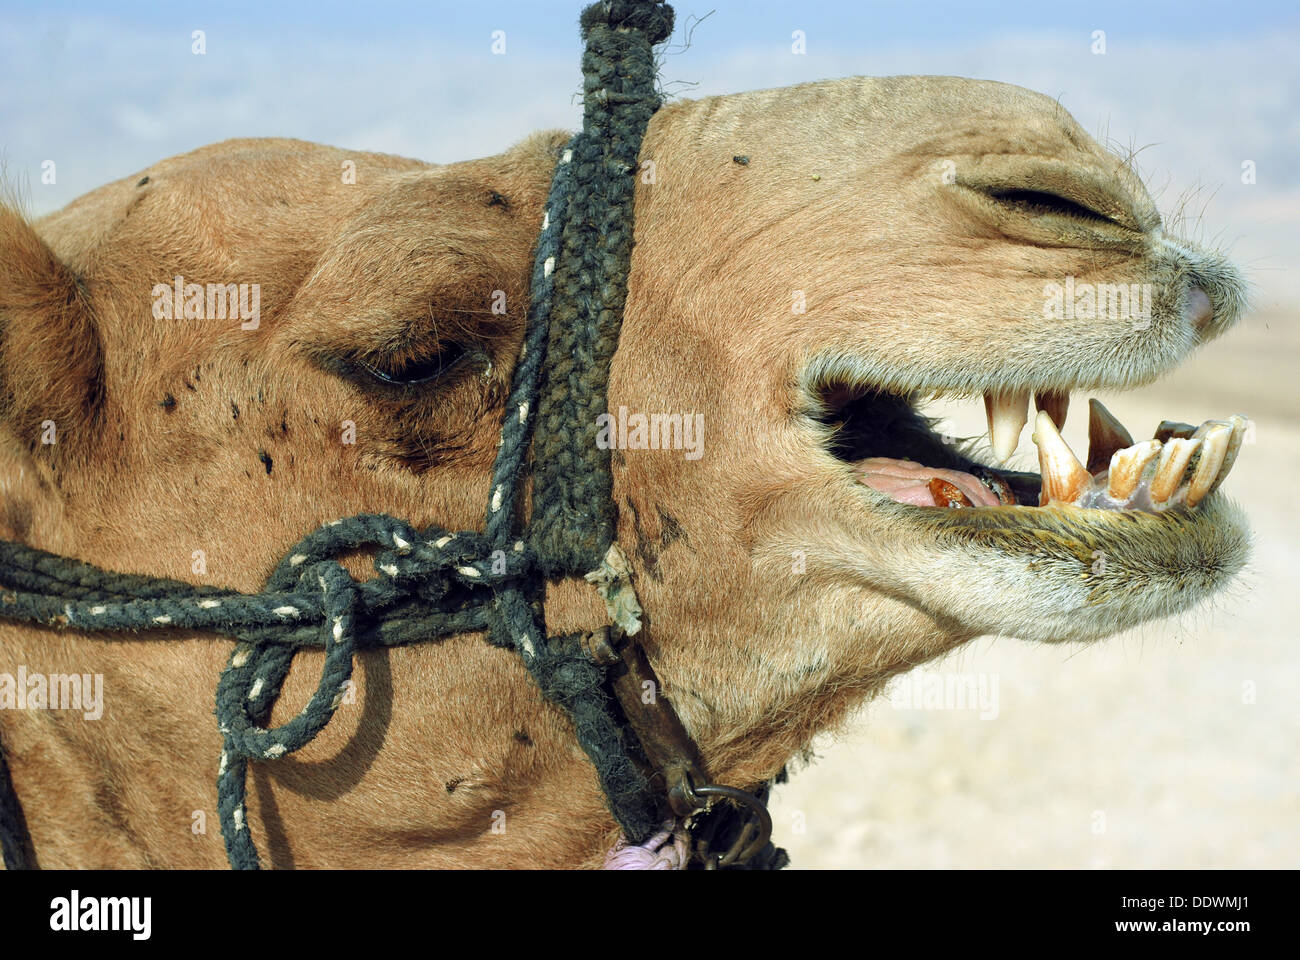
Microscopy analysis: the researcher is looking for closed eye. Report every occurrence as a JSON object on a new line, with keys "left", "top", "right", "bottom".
{"left": 359, "top": 341, "right": 470, "bottom": 386}
{"left": 986, "top": 188, "right": 1115, "bottom": 225}
{"left": 320, "top": 340, "right": 475, "bottom": 391}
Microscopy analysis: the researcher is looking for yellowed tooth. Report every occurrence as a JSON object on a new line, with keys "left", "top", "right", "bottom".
{"left": 1186, "top": 422, "right": 1232, "bottom": 507}
{"left": 1206, "top": 413, "right": 1249, "bottom": 497}
{"left": 1034, "top": 390, "right": 1069, "bottom": 430}
{"left": 1031, "top": 410, "right": 1090, "bottom": 505}
{"left": 1086, "top": 399, "right": 1134, "bottom": 475}
{"left": 1148, "top": 438, "right": 1201, "bottom": 504}
{"left": 1155, "top": 420, "right": 1196, "bottom": 443}
{"left": 984, "top": 389, "right": 1030, "bottom": 463}
{"left": 1107, "top": 439, "right": 1162, "bottom": 500}
{"left": 1192, "top": 418, "right": 1232, "bottom": 440}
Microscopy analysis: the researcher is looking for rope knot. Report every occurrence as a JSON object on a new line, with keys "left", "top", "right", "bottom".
{"left": 535, "top": 649, "right": 604, "bottom": 704}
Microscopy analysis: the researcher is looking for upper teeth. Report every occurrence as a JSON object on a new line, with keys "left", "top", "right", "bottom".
{"left": 1035, "top": 390, "right": 1069, "bottom": 430}
{"left": 983, "top": 389, "right": 1071, "bottom": 463}
{"left": 984, "top": 390, "right": 1030, "bottom": 462}
{"left": 1013, "top": 398, "right": 1249, "bottom": 511}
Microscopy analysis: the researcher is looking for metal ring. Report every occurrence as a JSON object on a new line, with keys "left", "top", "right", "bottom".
{"left": 691, "top": 783, "right": 773, "bottom": 867}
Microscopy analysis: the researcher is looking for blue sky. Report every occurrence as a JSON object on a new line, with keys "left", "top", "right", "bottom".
{"left": 7, "top": 0, "right": 1298, "bottom": 45}
{"left": 2, "top": 1, "right": 1297, "bottom": 303}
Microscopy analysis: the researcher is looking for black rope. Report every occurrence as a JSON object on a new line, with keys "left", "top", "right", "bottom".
{"left": 0, "top": 726, "right": 37, "bottom": 869}
{"left": 530, "top": 0, "right": 675, "bottom": 576}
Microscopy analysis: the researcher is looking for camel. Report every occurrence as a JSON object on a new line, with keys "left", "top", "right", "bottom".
{"left": 0, "top": 75, "right": 1250, "bottom": 867}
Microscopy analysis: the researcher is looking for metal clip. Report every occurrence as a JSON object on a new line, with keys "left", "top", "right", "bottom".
{"left": 674, "top": 769, "right": 774, "bottom": 868}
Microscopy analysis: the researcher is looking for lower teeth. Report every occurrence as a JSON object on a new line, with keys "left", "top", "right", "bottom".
{"left": 856, "top": 402, "right": 1248, "bottom": 514}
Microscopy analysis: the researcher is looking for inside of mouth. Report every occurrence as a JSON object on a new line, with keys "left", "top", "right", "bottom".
{"left": 814, "top": 383, "right": 1242, "bottom": 513}
{"left": 817, "top": 387, "right": 1042, "bottom": 508}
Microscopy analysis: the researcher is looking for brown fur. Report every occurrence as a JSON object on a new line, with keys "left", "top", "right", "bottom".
{"left": 0, "top": 76, "right": 1248, "bottom": 867}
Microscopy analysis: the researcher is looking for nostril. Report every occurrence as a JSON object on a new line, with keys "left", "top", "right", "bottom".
{"left": 1188, "top": 287, "right": 1214, "bottom": 335}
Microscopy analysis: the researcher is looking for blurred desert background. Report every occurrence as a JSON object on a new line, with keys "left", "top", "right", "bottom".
{"left": 2, "top": 1, "right": 1296, "bottom": 867}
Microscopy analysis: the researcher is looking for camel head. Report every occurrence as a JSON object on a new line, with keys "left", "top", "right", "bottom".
{"left": 0, "top": 75, "right": 1250, "bottom": 860}
{"left": 610, "top": 76, "right": 1250, "bottom": 776}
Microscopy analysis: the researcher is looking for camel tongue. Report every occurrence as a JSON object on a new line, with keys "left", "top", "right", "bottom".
{"left": 855, "top": 457, "right": 1003, "bottom": 507}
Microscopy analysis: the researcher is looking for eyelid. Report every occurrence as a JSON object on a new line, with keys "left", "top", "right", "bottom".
{"left": 946, "top": 155, "right": 1149, "bottom": 233}
{"left": 983, "top": 188, "right": 1115, "bottom": 225}
{"left": 352, "top": 341, "right": 474, "bottom": 389}
{"left": 360, "top": 358, "right": 444, "bottom": 385}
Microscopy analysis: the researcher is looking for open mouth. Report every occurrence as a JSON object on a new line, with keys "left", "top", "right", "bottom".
{"left": 814, "top": 383, "right": 1248, "bottom": 516}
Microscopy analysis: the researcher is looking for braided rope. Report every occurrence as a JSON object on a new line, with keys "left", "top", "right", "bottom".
{"left": 0, "top": 517, "right": 520, "bottom": 868}
{"left": 0, "top": 0, "right": 676, "bottom": 870}
{"left": 529, "top": 0, "right": 674, "bottom": 576}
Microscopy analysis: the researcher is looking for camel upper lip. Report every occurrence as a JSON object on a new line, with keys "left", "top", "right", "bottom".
{"left": 798, "top": 343, "right": 1177, "bottom": 403}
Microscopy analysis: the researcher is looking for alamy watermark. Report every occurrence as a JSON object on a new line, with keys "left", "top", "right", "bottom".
{"left": 886, "top": 668, "right": 999, "bottom": 720}
{"left": 1044, "top": 276, "right": 1152, "bottom": 329}
{"left": 0, "top": 666, "right": 104, "bottom": 720}
{"left": 151, "top": 275, "right": 260, "bottom": 329}
{"left": 50, "top": 890, "right": 150, "bottom": 940}
{"left": 595, "top": 406, "right": 704, "bottom": 461}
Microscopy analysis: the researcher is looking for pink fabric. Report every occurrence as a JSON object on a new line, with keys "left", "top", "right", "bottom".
{"left": 602, "top": 820, "right": 690, "bottom": 869}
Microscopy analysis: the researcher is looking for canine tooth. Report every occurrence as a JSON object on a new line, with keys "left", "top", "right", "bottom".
{"left": 1034, "top": 391, "right": 1069, "bottom": 430}
{"left": 1155, "top": 420, "right": 1196, "bottom": 443}
{"left": 927, "top": 477, "right": 973, "bottom": 508}
{"left": 1148, "top": 438, "right": 1200, "bottom": 504}
{"left": 1031, "top": 410, "right": 1090, "bottom": 505}
{"left": 1206, "top": 414, "right": 1249, "bottom": 497}
{"left": 984, "top": 389, "right": 1030, "bottom": 463}
{"left": 1107, "top": 439, "right": 1162, "bottom": 500}
{"left": 1186, "top": 422, "right": 1232, "bottom": 507}
{"left": 1086, "top": 399, "right": 1134, "bottom": 475}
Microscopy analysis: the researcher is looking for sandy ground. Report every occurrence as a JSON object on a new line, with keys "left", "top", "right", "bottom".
{"left": 767, "top": 307, "right": 1299, "bottom": 869}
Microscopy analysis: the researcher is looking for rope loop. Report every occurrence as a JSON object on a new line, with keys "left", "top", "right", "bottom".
{"left": 216, "top": 560, "right": 360, "bottom": 761}
{"left": 202, "top": 515, "right": 548, "bottom": 868}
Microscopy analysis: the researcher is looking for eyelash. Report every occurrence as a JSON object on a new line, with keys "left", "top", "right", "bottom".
{"left": 355, "top": 342, "right": 472, "bottom": 388}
